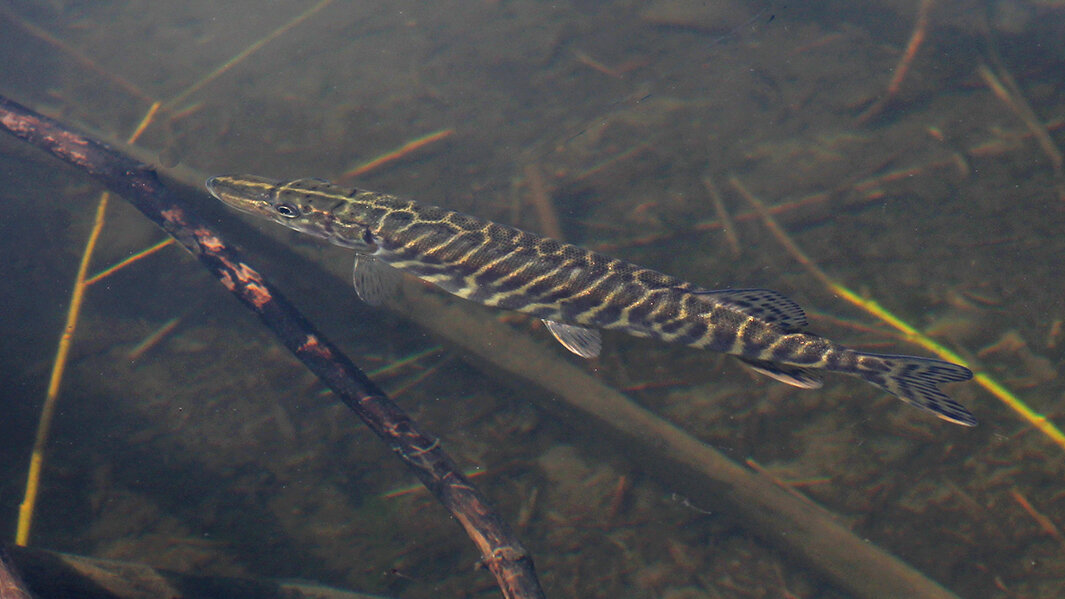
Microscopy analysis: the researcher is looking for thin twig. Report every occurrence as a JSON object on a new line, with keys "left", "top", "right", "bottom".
{"left": 163, "top": 0, "right": 336, "bottom": 111}
{"left": 1009, "top": 488, "right": 1065, "bottom": 545}
{"left": 127, "top": 316, "right": 183, "bottom": 361}
{"left": 857, "top": 0, "right": 934, "bottom": 124}
{"left": 523, "top": 163, "right": 564, "bottom": 240}
{"left": 15, "top": 192, "right": 107, "bottom": 546}
{"left": 15, "top": 96, "right": 162, "bottom": 546}
{"left": 85, "top": 238, "right": 176, "bottom": 286}
{"left": 340, "top": 128, "right": 455, "bottom": 181}
{"left": 0, "top": 95, "right": 544, "bottom": 599}
{"left": 1, "top": 7, "right": 154, "bottom": 104}
{"left": 703, "top": 175, "right": 741, "bottom": 257}
{"left": 729, "top": 174, "right": 1065, "bottom": 452}
{"left": 977, "top": 64, "right": 1064, "bottom": 177}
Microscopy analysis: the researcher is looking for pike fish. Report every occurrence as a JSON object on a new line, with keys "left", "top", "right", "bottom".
{"left": 207, "top": 175, "right": 976, "bottom": 426}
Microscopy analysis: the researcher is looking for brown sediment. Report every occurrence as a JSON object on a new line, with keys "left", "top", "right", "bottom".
{"left": 0, "top": 548, "right": 33, "bottom": 599}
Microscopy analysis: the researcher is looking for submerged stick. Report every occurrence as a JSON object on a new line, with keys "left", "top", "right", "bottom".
{"left": 523, "top": 163, "right": 565, "bottom": 240}
{"left": 14, "top": 192, "right": 107, "bottom": 547}
{"left": 0, "top": 94, "right": 543, "bottom": 599}
{"left": 977, "top": 64, "right": 1064, "bottom": 178}
{"left": 339, "top": 128, "right": 455, "bottom": 181}
{"left": 17, "top": 100, "right": 161, "bottom": 547}
{"left": 730, "top": 175, "right": 1065, "bottom": 452}
{"left": 394, "top": 280, "right": 961, "bottom": 599}
{"left": 857, "top": 0, "right": 934, "bottom": 124}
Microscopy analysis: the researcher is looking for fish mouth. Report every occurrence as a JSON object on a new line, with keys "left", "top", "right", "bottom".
{"left": 205, "top": 175, "right": 239, "bottom": 204}
{"left": 205, "top": 174, "right": 280, "bottom": 217}
{"left": 205, "top": 176, "right": 222, "bottom": 196}
{"left": 205, "top": 175, "right": 251, "bottom": 203}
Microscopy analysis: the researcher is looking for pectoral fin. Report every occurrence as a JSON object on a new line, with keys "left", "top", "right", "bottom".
{"left": 352, "top": 254, "right": 401, "bottom": 306}
{"left": 736, "top": 357, "right": 823, "bottom": 389}
{"left": 543, "top": 320, "right": 602, "bottom": 358}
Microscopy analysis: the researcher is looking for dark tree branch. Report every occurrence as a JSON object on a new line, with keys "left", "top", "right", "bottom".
{"left": 0, "top": 94, "right": 545, "bottom": 599}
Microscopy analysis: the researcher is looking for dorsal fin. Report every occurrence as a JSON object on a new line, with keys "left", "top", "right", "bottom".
{"left": 691, "top": 288, "right": 808, "bottom": 330}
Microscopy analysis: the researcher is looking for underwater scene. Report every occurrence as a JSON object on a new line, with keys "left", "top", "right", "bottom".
{"left": 1, "top": 1, "right": 1064, "bottom": 597}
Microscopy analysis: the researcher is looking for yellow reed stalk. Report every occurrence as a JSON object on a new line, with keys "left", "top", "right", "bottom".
{"left": 730, "top": 175, "right": 1065, "bottom": 451}
{"left": 127, "top": 101, "right": 162, "bottom": 143}
{"left": 340, "top": 128, "right": 455, "bottom": 180}
{"left": 18, "top": 0, "right": 340, "bottom": 546}
{"left": 16, "top": 194, "right": 109, "bottom": 545}
{"left": 17, "top": 98, "right": 164, "bottom": 545}
{"left": 84, "top": 238, "right": 175, "bottom": 286}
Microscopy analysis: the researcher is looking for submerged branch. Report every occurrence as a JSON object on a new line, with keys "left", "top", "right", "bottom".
{"left": 0, "top": 94, "right": 544, "bottom": 599}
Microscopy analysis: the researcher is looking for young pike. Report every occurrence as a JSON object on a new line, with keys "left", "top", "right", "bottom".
{"left": 207, "top": 175, "right": 975, "bottom": 426}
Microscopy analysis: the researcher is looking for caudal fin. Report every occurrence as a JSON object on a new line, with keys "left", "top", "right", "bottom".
{"left": 854, "top": 352, "right": 976, "bottom": 426}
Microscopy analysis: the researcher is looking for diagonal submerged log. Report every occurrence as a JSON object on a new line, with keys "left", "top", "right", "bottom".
{"left": 0, "top": 94, "right": 544, "bottom": 599}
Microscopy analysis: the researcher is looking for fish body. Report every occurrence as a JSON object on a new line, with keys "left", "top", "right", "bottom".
{"left": 207, "top": 175, "right": 975, "bottom": 426}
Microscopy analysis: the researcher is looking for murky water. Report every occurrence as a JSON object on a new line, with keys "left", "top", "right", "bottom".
{"left": 1, "top": 1, "right": 1063, "bottom": 597}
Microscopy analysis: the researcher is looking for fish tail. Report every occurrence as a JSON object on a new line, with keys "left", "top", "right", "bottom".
{"left": 848, "top": 351, "right": 976, "bottom": 426}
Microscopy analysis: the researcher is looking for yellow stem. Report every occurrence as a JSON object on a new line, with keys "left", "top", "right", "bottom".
{"left": 17, "top": 193, "right": 109, "bottom": 546}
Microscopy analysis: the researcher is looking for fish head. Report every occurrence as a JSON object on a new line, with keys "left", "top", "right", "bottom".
{"left": 207, "top": 175, "right": 378, "bottom": 250}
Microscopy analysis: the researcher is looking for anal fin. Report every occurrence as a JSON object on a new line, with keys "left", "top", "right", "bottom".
{"left": 736, "top": 357, "right": 823, "bottom": 389}
{"left": 543, "top": 320, "right": 602, "bottom": 358}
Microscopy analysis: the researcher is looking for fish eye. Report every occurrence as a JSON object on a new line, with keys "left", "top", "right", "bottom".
{"left": 275, "top": 203, "right": 300, "bottom": 218}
